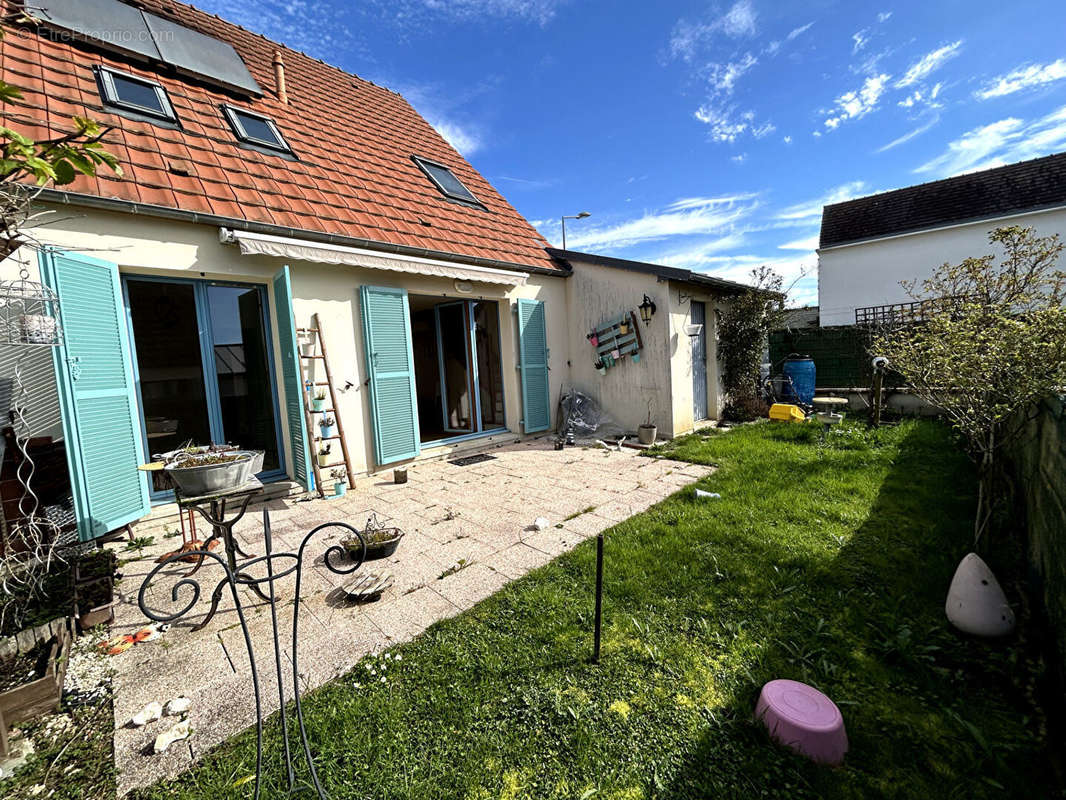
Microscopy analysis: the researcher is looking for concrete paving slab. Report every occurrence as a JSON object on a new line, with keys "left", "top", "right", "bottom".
{"left": 111, "top": 440, "right": 712, "bottom": 794}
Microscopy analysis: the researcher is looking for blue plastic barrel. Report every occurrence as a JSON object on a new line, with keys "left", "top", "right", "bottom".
{"left": 782, "top": 354, "right": 816, "bottom": 406}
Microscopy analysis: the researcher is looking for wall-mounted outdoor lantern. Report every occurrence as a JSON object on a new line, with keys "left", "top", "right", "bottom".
{"left": 638, "top": 294, "right": 657, "bottom": 324}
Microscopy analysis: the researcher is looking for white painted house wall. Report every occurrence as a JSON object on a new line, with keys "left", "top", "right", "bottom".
{"left": 817, "top": 205, "right": 1066, "bottom": 327}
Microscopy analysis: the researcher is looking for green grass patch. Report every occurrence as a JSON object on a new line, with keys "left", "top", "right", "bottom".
{"left": 132, "top": 420, "right": 1051, "bottom": 799}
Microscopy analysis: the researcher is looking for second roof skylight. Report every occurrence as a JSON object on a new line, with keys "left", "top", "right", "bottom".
{"left": 222, "top": 105, "right": 292, "bottom": 154}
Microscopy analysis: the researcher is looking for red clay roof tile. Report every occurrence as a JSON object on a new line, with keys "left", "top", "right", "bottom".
{"left": 0, "top": 0, "right": 557, "bottom": 273}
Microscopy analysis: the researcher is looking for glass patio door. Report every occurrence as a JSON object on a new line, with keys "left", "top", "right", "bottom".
{"left": 434, "top": 301, "right": 474, "bottom": 434}
{"left": 124, "top": 276, "right": 285, "bottom": 498}
{"left": 426, "top": 299, "right": 505, "bottom": 441}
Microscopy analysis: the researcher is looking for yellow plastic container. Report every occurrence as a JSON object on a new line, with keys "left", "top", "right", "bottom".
{"left": 769, "top": 403, "right": 806, "bottom": 423}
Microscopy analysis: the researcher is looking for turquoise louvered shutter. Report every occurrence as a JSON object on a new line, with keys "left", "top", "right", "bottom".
{"left": 516, "top": 298, "right": 551, "bottom": 433}
{"left": 41, "top": 250, "right": 149, "bottom": 541}
{"left": 272, "top": 266, "right": 313, "bottom": 491}
{"left": 360, "top": 286, "right": 420, "bottom": 465}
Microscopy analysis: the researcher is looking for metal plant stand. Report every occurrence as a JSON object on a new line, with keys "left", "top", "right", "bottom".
{"left": 138, "top": 510, "right": 366, "bottom": 800}
{"left": 173, "top": 479, "right": 269, "bottom": 631}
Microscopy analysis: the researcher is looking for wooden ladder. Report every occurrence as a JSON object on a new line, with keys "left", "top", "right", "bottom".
{"left": 296, "top": 313, "right": 354, "bottom": 498}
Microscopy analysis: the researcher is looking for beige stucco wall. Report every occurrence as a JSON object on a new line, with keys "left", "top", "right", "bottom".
{"left": 5, "top": 206, "right": 568, "bottom": 482}
{"left": 563, "top": 258, "right": 726, "bottom": 438}
{"left": 563, "top": 259, "right": 672, "bottom": 435}
{"left": 664, "top": 279, "right": 726, "bottom": 435}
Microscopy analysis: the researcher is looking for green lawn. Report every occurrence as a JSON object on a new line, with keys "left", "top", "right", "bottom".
{"left": 133, "top": 420, "right": 1051, "bottom": 800}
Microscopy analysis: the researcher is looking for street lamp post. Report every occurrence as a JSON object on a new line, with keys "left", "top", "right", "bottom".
{"left": 561, "top": 211, "right": 590, "bottom": 250}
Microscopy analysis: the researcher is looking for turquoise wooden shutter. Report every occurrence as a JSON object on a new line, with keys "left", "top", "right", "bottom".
{"left": 359, "top": 286, "right": 420, "bottom": 465}
{"left": 516, "top": 298, "right": 551, "bottom": 433}
{"left": 41, "top": 250, "right": 149, "bottom": 541}
{"left": 272, "top": 266, "right": 312, "bottom": 491}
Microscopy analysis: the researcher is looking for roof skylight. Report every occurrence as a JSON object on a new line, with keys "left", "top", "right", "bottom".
{"left": 413, "top": 157, "right": 480, "bottom": 205}
{"left": 222, "top": 105, "right": 292, "bottom": 154}
{"left": 95, "top": 66, "right": 177, "bottom": 123}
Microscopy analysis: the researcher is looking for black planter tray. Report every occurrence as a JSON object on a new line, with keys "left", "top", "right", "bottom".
{"left": 343, "top": 530, "right": 403, "bottom": 561}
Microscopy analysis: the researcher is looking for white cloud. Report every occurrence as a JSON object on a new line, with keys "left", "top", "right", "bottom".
{"left": 731, "top": 153, "right": 748, "bottom": 163}
{"left": 783, "top": 135, "right": 792, "bottom": 144}
{"left": 823, "top": 74, "right": 890, "bottom": 129}
{"left": 898, "top": 81, "right": 943, "bottom": 110}
{"left": 693, "top": 106, "right": 775, "bottom": 144}
{"left": 914, "top": 105, "right": 1066, "bottom": 177}
{"left": 975, "top": 59, "right": 1066, "bottom": 100}
{"left": 778, "top": 235, "right": 819, "bottom": 251}
{"left": 852, "top": 29, "right": 869, "bottom": 54}
{"left": 876, "top": 115, "right": 939, "bottom": 152}
{"left": 786, "top": 22, "right": 814, "bottom": 41}
{"left": 559, "top": 194, "right": 758, "bottom": 251}
{"left": 660, "top": 250, "right": 817, "bottom": 304}
{"left": 751, "top": 121, "right": 776, "bottom": 138}
{"left": 895, "top": 41, "right": 962, "bottom": 88}
{"left": 203, "top": 0, "right": 364, "bottom": 60}
{"left": 708, "top": 53, "right": 758, "bottom": 92}
{"left": 390, "top": 0, "right": 565, "bottom": 25}
{"left": 428, "top": 118, "right": 482, "bottom": 155}
{"left": 669, "top": 0, "right": 757, "bottom": 61}
{"left": 877, "top": 11, "right": 893, "bottom": 22}
{"left": 719, "top": 0, "right": 758, "bottom": 37}
{"left": 776, "top": 181, "right": 868, "bottom": 221}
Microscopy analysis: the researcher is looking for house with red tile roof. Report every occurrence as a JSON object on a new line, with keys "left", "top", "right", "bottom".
{"left": 0, "top": 0, "right": 744, "bottom": 542}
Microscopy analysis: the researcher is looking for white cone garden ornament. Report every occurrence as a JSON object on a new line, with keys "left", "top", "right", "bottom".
{"left": 945, "top": 553, "right": 1015, "bottom": 637}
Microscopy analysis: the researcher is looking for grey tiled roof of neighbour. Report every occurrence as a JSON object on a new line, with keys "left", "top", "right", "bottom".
{"left": 545, "top": 248, "right": 754, "bottom": 294}
{"left": 819, "top": 151, "right": 1066, "bottom": 248}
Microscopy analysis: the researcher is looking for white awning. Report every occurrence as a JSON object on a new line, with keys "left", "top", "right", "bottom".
{"left": 220, "top": 228, "right": 528, "bottom": 286}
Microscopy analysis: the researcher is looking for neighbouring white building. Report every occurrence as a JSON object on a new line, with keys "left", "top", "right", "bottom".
{"left": 818, "top": 152, "right": 1066, "bottom": 327}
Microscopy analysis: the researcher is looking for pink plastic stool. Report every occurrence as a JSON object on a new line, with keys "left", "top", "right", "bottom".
{"left": 755, "top": 679, "right": 847, "bottom": 765}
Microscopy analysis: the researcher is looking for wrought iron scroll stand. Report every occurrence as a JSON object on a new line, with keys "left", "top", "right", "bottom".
{"left": 138, "top": 510, "right": 367, "bottom": 800}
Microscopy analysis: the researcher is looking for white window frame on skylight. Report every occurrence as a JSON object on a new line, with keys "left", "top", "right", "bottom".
{"left": 221, "top": 104, "right": 292, "bottom": 154}
{"left": 96, "top": 66, "right": 177, "bottom": 123}
{"left": 412, "top": 156, "right": 482, "bottom": 206}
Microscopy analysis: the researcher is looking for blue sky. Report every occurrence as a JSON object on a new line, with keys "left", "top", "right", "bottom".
{"left": 197, "top": 0, "right": 1066, "bottom": 305}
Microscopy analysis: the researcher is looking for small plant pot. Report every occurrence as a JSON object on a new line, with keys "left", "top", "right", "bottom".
{"left": 619, "top": 322, "right": 629, "bottom": 335}
{"left": 73, "top": 577, "right": 115, "bottom": 631}
{"left": 334, "top": 481, "right": 347, "bottom": 497}
{"left": 393, "top": 468, "right": 408, "bottom": 484}
{"left": 638, "top": 424, "right": 657, "bottom": 445}
{"left": 631, "top": 352, "right": 641, "bottom": 364}
{"left": 317, "top": 453, "right": 330, "bottom": 467}
{"left": 320, "top": 424, "right": 337, "bottom": 438}
{"left": 312, "top": 397, "right": 327, "bottom": 412}
{"left": 589, "top": 334, "right": 598, "bottom": 346}
{"left": 299, "top": 335, "right": 316, "bottom": 356}
{"left": 596, "top": 364, "right": 607, "bottom": 376}
{"left": 74, "top": 550, "right": 116, "bottom": 585}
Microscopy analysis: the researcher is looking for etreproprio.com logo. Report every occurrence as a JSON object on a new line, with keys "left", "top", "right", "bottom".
{"left": 28, "top": 27, "right": 176, "bottom": 45}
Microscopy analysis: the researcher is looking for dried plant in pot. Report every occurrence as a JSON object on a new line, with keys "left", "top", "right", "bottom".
{"left": 312, "top": 388, "right": 328, "bottom": 412}
{"left": 163, "top": 449, "right": 252, "bottom": 495}
{"left": 342, "top": 513, "right": 403, "bottom": 561}
{"left": 73, "top": 577, "right": 115, "bottom": 631}
{"left": 638, "top": 398, "right": 657, "bottom": 445}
